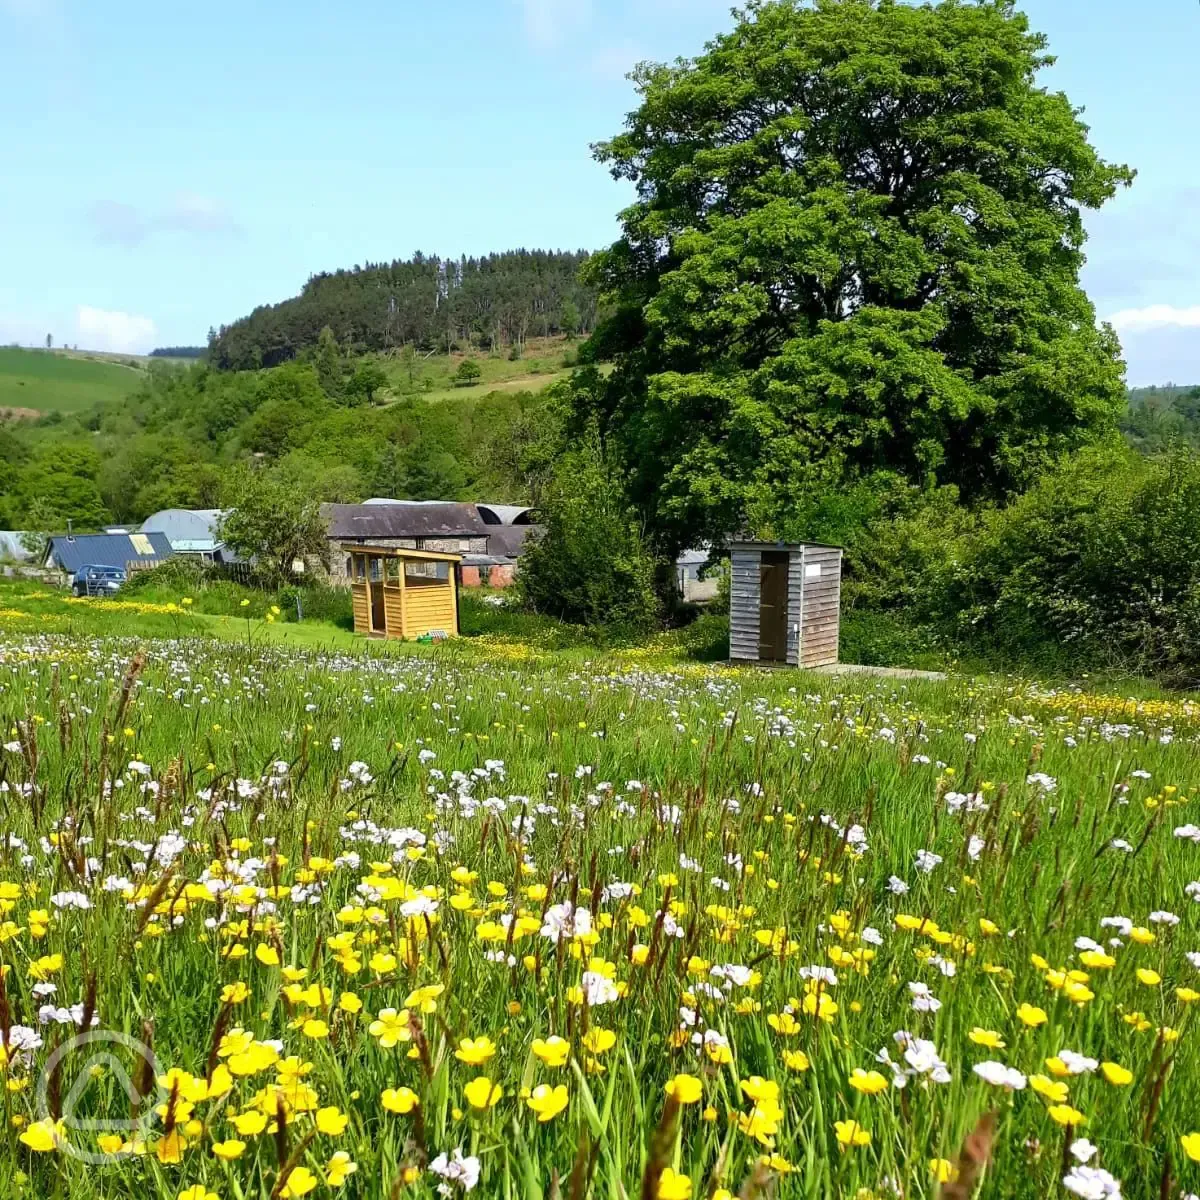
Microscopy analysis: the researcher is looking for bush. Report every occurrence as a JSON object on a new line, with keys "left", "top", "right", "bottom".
{"left": 519, "top": 432, "right": 660, "bottom": 634}
{"left": 122, "top": 558, "right": 210, "bottom": 594}
{"left": 948, "top": 444, "right": 1200, "bottom": 680}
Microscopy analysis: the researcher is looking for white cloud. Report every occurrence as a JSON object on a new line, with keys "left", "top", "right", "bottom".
{"left": 1106, "top": 304, "right": 1200, "bottom": 334}
{"left": 520, "top": 0, "right": 591, "bottom": 47}
{"left": 75, "top": 306, "right": 156, "bottom": 355}
{"left": 89, "top": 193, "right": 240, "bottom": 247}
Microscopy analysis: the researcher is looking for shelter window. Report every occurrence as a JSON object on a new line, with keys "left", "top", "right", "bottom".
{"left": 405, "top": 560, "right": 448, "bottom": 581}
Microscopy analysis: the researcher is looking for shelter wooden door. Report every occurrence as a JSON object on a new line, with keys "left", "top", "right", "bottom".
{"left": 758, "top": 551, "right": 789, "bottom": 663}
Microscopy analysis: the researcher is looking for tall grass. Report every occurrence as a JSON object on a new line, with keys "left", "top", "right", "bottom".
{"left": 0, "top": 631, "right": 1197, "bottom": 1197}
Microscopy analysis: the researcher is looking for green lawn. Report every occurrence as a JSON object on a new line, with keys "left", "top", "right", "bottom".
{"left": 0, "top": 347, "right": 146, "bottom": 414}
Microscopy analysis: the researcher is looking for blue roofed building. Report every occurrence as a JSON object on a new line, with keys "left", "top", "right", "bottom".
{"left": 44, "top": 531, "right": 174, "bottom": 576}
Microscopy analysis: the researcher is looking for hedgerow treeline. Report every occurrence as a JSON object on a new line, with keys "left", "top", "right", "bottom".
{"left": 208, "top": 250, "right": 599, "bottom": 370}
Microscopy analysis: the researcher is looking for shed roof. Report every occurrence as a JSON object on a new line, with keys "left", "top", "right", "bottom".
{"left": 323, "top": 503, "right": 488, "bottom": 539}
{"left": 340, "top": 544, "right": 463, "bottom": 563}
{"left": 727, "top": 539, "right": 842, "bottom": 552}
{"left": 46, "top": 531, "right": 173, "bottom": 574}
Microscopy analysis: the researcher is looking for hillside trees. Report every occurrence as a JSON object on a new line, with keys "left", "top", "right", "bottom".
{"left": 579, "top": 0, "right": 1134, "bottom": 556}
{"left": 208, "top": 250, "right": 599, "bottom": 370}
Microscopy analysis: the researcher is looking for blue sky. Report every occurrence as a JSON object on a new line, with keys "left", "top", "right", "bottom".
{"left": 1, "top": 0, "right": 1197, "bottom": 384}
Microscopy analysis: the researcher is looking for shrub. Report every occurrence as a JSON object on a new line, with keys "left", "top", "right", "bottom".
{"left": 949, "top": 445, "right": 1200, "bottom": 679}
{"left": 519, "top": 431, "right": 659, "bottom": 634}
{"left": 122, "top": 557, "right": 209, "bottom": 594}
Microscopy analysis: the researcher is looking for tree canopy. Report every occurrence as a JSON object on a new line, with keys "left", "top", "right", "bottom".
{"left": 577, "top": 0, "right": 1133, "bottom": 556}
{"left": 209, "top": 250, "right": 599, "bottom": 370}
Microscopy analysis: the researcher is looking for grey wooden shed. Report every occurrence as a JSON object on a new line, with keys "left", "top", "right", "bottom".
{"left": 728, "top": 541, "right": 843, "bottom": 668}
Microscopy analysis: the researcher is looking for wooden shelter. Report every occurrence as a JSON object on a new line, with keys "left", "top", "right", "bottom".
{"left": 344, "top": 545, "right": 461, "bottom": 641}
{"left": 728, "top": 541, "right": 843, "bottom": 668}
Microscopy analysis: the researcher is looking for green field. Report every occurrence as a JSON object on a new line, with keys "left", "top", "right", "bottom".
{"left": 0, "top": 347, "right": 146, "bottom": 415}
{"left": 1, "top": 579, "right": 1200, "bottom": 1198}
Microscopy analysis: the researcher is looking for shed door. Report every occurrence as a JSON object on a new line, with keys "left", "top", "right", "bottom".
{"left": 758, "top": 551, "right": 789, "bottom": 663}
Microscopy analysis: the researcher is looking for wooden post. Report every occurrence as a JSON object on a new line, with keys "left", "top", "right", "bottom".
{"left": 397, "top": 551, "right": 406, "bottom": 641}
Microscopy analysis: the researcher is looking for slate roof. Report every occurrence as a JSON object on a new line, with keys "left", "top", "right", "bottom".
{"left": 45, "top": 531, "right": 174, "bottom": 574}
{"left": 486, "top": 524, "right": 541, "bottom": 560}
{"left": 322, "top": 503, "right": 489, "bottom": 539}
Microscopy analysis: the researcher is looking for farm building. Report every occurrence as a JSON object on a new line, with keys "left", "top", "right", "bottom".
{"left": 323, "top": 502, "right": 489, "bottom": 583}
{"left": 477, "top": 504, "right": 534, "bottom": 526}
{"left": 728, "top": 540, "right": 843, "bottom": 668}
{"left": 141, "top": 508, "right": 234, "bottom": 561}
{"left": 323, "top": 501, "right": 540, "bottom": 587}
{"left": 344, "top": 545, "right": 460, "bottom": 640}
{"left": 44, "top": 531, "right": 174, "bottom": 576}
{"left": 461, "top": 524, "right": 540, "bottom": 588}
{"left": 676, "top": 548, "right": 719, "bottom": 604}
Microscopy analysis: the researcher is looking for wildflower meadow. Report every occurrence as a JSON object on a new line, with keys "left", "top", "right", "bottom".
{"left": 2, "top": 632, "right": 1200, "bottom": 1199}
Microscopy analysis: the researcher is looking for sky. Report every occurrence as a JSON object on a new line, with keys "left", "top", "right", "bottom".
{"left": 1, "top": 0, "right": 1198, "bottom": 385}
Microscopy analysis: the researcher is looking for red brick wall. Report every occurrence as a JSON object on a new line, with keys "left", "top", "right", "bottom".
{"left": 458, "top": 564, "right": 515, "bottom": 588}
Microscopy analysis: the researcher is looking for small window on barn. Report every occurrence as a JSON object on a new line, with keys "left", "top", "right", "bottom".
{"left": 369, "top": 558, "right": 383, "bottom": 582}
{"left": 345, "top": 556, "right": 353, "bottom": 577}
{"left": 384, "top": 558, "right": 401, "bottom": 582}
{"left": 353, "top": 556, "right": 366, "bottom": 580}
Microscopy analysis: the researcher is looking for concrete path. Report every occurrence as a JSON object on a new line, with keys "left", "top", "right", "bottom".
{"left": 810, "top": 663, "right": 948, "bottom": 681}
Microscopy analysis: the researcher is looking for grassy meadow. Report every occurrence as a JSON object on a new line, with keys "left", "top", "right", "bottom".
{"left": 1, "top": 584, "right": 1200, "bottom": 1199}
{"left": 0, "top": 349, "right": 147, "bottom": 416}
{"left": 378, "top": 336, "right": 578, "bottom": 405}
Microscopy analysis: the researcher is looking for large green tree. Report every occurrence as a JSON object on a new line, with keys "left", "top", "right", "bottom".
{"left": 581, "top": 0, "right": 1133, "bottom": 555}
{"left": 218, "top": 467, "right": 331, "bottom": 582}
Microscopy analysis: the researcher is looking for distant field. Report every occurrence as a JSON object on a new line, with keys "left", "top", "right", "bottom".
{"left": 379, "top": 334, "right": 580, "bottom": 404}
{"left": 0, "top": 347, "right": 145, "bottom": 415}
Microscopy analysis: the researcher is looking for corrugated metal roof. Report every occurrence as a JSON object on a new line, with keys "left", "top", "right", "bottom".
{"left": 323, "top": 503, "right": 488, "bottom": 539}
{"left": 477, "top": 503, "right": 533, "bottom": 525}
{"left": 141, "top": 508, "right": 226, "bottom": 546}
{"left": 486, "top": 525, "right": 540, "bottom": 559}
{"left": 46, "top": 531, "right": 174, "bottom": 574}
{"left": 362, "top": 498, "right": 447, "bottom": 506}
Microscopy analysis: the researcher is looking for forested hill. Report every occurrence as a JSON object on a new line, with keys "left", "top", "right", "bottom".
{"left": 208, "top": 249, "right": 599, "bottom": 370}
